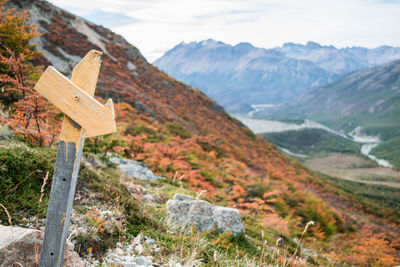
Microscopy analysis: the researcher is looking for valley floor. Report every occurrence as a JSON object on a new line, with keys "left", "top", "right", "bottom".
{"left": 305, "top": 154, "right": 400, "bottom": 188}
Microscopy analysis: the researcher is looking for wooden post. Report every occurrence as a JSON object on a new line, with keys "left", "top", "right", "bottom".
{"left": 35, "top": 50, "right": 116, "bottom": 267}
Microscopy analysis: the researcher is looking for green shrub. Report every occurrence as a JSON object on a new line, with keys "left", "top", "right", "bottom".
{"left": 247, "top": 182, "right": 267, "bottom": 198}
{"left": 165, "top": 122, "right": 192, "bottom": 139}
{"left": 200, "top": 170, "right": 216, "bottom": 184}
{"left": 125, "top": 124, "right": 164, "bottom": 142}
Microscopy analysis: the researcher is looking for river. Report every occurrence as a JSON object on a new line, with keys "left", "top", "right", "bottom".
{"left": 234, "top": 115, "right": 392, "bottom": 168}
{"left": 349, "top": 127, "right": 393, "bottom": 168}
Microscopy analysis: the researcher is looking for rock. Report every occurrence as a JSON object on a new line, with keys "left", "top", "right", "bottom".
{"left": 0, "top": 224, "right": 85, "bottom": 267}
{"left": 166, "top": 193, "right": 244, "bottom": 234}
{"left": 135, "top": 243, "right": 143, "bottom": 255}
{"left": 131, "top": 255, "right": 153, "bottom": 266}
{"left": 104, "top": 234, "right": 155, "bottom": 266}
{"left": 115, "top": 247, "right": 124, "bottom": 255}
{"left": 110, "top": 158, "right": 163, "bottom": 181}
{"left": 293, "top": 237, "right": 318, "bottom": 260}
{"left": 0, "top": 125, "right": 13, "bottom": 140}
{"left": 145, "top": 238, "right": 156, "bottom": 245}
{"left": 104, "top": 247, "right": 153, "bottom": 267}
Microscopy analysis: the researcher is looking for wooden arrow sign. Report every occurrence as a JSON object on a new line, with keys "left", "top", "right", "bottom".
{"left": 34, "top": 66, "right": 116, "bottom": 137}
{"left": 37, "top": 50, "right": 116, "bottom": 267}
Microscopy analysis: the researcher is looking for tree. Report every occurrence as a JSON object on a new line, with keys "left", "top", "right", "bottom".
{"left": 0, "top": 1, "right": 40, "bottom": 106}
{"left": 0, "top": 1, "right": 60, "bottom": 146}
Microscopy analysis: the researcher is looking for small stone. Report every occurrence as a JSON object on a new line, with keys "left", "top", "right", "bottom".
{"left": 106, "top": 253, "right": 119, "bottom": 260}
{"left": 110, "top": 158, "right": 162, "bottom": 181}
{"left": 133, "top": 256, "right": 153, "bottom": 266}
{"left": 145, "top": 238, "right": 156, "bottom": 245}
{"left": 133, "top": 232, "right": 143, "bottom": 245}
{"left": 135, "top": 243, "right": 143, "bottom": 255}
{"left": 115, "top": 247, "right": 124, "bottom": 255}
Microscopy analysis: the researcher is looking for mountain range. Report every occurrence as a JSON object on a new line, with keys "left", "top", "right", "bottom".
{"left": 154, "top": 40, "right": 335, "bottom": 112}
{"left": 275, "top": 41, "right": 400, "bottom": 74}
{"left": 154, "top": 40, "right": 400, "bottom": 113}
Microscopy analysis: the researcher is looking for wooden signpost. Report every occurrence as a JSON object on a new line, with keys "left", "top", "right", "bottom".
{"left": 33, "top": 50, "right": 117, "bottom": 267}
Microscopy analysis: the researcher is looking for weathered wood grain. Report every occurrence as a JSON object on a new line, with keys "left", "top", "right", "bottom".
{"left": 34, "top": 66, "right": 116, "bottom": 137}
{"left": 39, "top": 50, "right": 103, "bottom": 267}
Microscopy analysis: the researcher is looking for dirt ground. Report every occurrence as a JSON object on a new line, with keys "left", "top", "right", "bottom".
{"left": 305, "top": 154, "right": 400, "bottom": 188}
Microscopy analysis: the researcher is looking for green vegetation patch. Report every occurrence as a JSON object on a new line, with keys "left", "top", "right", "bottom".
{"left": 165, "top": 122, "right": 192, "bottom": 139}
{"left": 363, "top": 125, "right": 400, "bottom": 142}
{"left": 371, "top": 136, "right": 400, "bottom": 169}
{"left": 322, "top": 176, "right": 400, "bottom": 222}
{"left": 261, "top": 128, "right": 360, "bottom": 155}
{"left": 0, "top": 145, "right": 55, "bottom": 224}
{"left": 277, "top": 118, "right": 305, "bottom": 125}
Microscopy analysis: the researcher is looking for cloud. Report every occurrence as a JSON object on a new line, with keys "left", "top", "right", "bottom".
{"left": 83, "top": 10, "right": 140, "bottom": 27}
{"left": 48, "top": 0, "right": 400, "bottom": 62}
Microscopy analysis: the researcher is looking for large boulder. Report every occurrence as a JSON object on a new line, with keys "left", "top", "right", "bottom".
{"left": 0, "top": 225, "right": 84, "bottom": 267}
{"left": 110, "top": 158, "right": 162, "bottom": 181}
{"left": 166, "top": 194, "right": 244, "bottom": 234}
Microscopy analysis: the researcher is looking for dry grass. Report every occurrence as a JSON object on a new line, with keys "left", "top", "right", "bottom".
{"left": 0, "top": 203, "right": 21, "bottom": 267}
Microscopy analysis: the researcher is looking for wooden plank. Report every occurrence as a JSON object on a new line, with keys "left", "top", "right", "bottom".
{"left": 38, "top": 140, "right": 83, "bottom": 267}
{"left": 34, "top": 66, "right": 116, "bottom": 137}
{"left": 39, "top": 50, "right": 102, "bottom": 267}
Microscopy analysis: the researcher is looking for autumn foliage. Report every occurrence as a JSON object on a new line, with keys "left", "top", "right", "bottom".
{"left": 0, "top": 1, "right": 60, "bottom": 146}
{"left": 2, "top": 0, "right": 400, "bottom": 265}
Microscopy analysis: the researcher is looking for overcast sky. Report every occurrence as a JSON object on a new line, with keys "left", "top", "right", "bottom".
{"left": 48, "top": 0, "right": 400, "bottom": 62}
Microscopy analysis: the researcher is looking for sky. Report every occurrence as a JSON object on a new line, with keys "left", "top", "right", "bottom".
{"left": 48, "top": 0, "right": 400, "bottom": 62}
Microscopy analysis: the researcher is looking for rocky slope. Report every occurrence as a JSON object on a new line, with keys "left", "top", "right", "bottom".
{"left": 154, "top": 40, "right": 335, "bottom": 112}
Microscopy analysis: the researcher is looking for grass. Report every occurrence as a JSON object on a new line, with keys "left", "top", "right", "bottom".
{"left": 320, "top": 174, "right": 400, "bottom": 222}
{"left": 0, "top": 144, "right": 55, "bottom": 224}
{"left": 356, "top": 174, "right": 397, "bottom": 182}
{"left": 1, "top": 134, "right": 323, "bottom": 265}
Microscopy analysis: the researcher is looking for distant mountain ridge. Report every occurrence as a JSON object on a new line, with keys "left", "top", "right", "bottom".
{"left": 275, "top": 41, "right": 400, "bottom": 74}
{"left": 154, "top": 39, "right": 336, "bottom": 112}
{"left": 154, "top": 40, "right": 400, "bottom": 113}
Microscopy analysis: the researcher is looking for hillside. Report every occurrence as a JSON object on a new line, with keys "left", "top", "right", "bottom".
{"left": 259, "top": 59, "right": 400, "bottom": 169}
{"left": 1, "top": 0, "right": 399, "bottom": 265}
{"left": 154, "top": 40, "right": 335, "bottom": 112}
{"left": 263, "top": 59, "right": 400, "bottom": 130}
{"left": 275, "top": 41, "right": 400, "bottom": 74}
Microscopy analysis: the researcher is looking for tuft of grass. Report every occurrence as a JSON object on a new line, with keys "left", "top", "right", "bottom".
{"left": 0, "top": 145, "right": 55, "bottom": 224}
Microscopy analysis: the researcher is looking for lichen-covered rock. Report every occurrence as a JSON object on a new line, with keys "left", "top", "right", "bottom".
{"left": 0, "top": 225, "right": 84, "bottom": 267}
{"left": 0, "top": 125, "right": 13, "bottom": 140}
{"left": 110, "top": 157, "right": 163, "bottom": 181}
{"left": 166, "top": 193, "right": 244, "bottom": 234}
